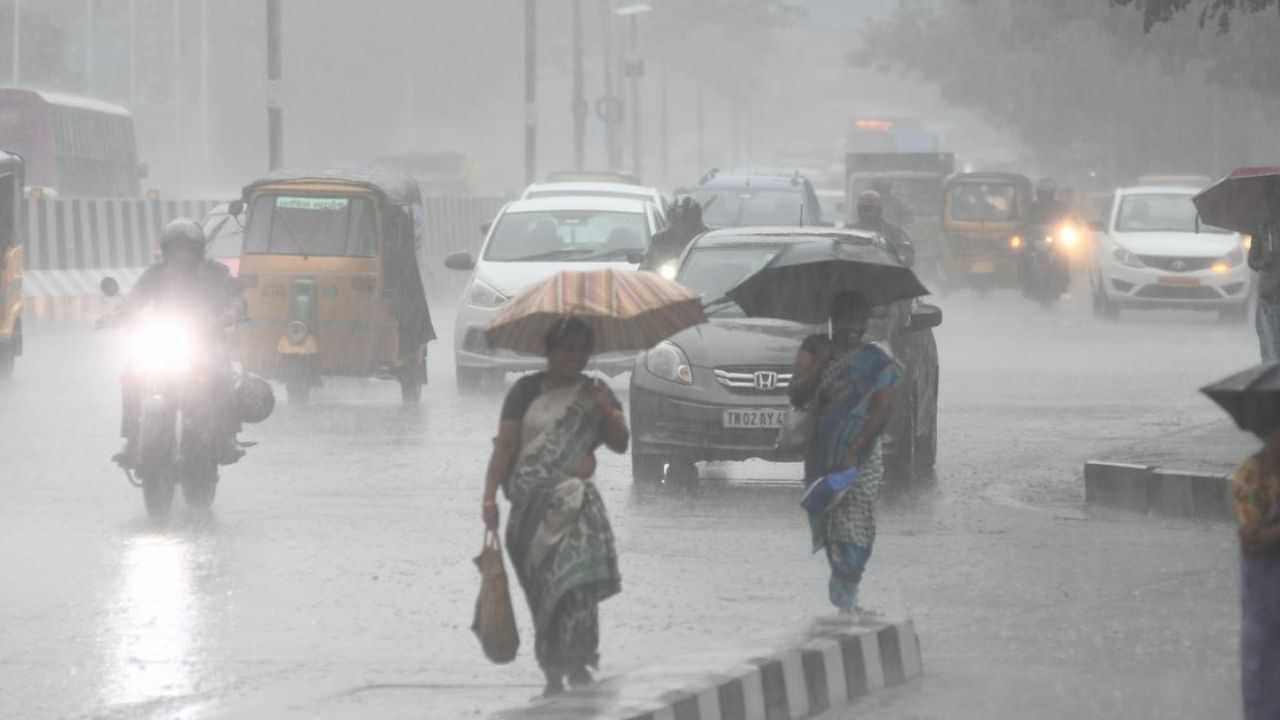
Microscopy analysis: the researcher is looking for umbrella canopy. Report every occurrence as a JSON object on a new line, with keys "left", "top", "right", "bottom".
{"left": 486, "top": 268, "right": 706, "bottom": 355}
{"left": 1202, "top": 362, "right": 1280, "bottom": 437}
{"left": 1193, "top": 167, "right": 1280, "bottom": 235}
{"left": 726, "top": 237, "right": 930, "bottom": 324}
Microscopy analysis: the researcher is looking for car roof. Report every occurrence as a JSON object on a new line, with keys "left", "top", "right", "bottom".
{"left": 698, "top": 173, "right": 809, "bottom": 190}
{"left": 502, "top": 196, "right": 650, "bottom": 214}
{"left": 523, "top": 181, "right": 660, "bottom": 197}
{"left": 1116, "top": 185, "right": 1202, "bottom": 196}
{"left": 693, "top": 226, "right": 880, "bottom": 247}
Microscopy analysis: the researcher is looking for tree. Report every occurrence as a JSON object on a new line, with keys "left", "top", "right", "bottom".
{"left": 1111, "top": 0, "right": 1279, "bottom": 32}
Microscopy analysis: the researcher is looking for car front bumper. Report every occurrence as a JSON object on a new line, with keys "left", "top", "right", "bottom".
{"left": 1100, "top": 260, "right": 1252, "bottom": 310}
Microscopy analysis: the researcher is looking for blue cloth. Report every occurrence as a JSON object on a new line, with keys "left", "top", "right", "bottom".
{"left": 800, "top": 467, "right": 860, "bottom": 514}
{"left": 826, "top": 542, "right": 873, "bottom": 611}
{"left": 811, "top": 342, "right": 901, "bottom": 479}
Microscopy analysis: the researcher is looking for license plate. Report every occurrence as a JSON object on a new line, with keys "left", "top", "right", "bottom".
{"left": 970, "top": 260, "right": 996, "bottom": 273}
{"left": 1158, "top": 276, "right": 1201, "bottom": 287}
{"left": 722, "top": 408, "right": 786, "bottom": 429}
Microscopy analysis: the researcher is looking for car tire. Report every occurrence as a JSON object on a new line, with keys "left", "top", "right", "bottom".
{"left": 884, "top": 387, "right": 916, "bottom": 489}
{"left": 631, "top": 453, "right": 665, "bottom": 484}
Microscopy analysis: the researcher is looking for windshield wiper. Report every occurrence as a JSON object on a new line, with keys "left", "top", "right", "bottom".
{"left": 579, "top": 247, "right": 645, "bottom": 261}
{"left": 507, "top": 248, "right": 596, "bottom": 262}
{"left": 701, "top": 295, "right": 738, "bottom": 314}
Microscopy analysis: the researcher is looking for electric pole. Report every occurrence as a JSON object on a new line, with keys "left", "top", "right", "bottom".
{"left": 627, "top": 13, "right": 641, "bottom": 178}
{"left": 524, "top": 0, "right": 537, "bottom": 185}
{"left": 571, "top": 0, "right": 586, "bottom": 171}
{"left": 266, "top": 0, "right": 283, "bottom": 171}
{"left": 10, "top": 0, "right": 19, "bottom": 86}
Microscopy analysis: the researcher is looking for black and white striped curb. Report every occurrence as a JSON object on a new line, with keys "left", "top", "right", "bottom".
{"left": 495, "top": 617, "right": 922, "bottom": 720}
{"left": 1084, "top": 461, "right": 1232, "bottom": 521}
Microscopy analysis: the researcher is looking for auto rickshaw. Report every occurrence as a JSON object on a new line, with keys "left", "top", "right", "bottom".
{"left": 233, "top": 169, "right": 435, "bottom": 404}
{"left": 0, "top": 151, "right": 24, "bottom": 377}
{"left": 940, "top": 172, "right": 1033, "bottom": 293}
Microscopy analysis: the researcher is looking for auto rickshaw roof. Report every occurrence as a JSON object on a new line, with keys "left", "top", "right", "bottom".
{"left": 946, "top": 171, "right": 1032, "bottom": 188}
{"left": 242, "top": 168, "right": 422, "bottom": 207}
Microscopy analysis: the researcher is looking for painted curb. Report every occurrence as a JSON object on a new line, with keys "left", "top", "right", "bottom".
{"left": 1083, "top": 461, "right": 1232, "bottom": 521}
{"left": 494, "top": 617, "right": 922, "bottom": 720}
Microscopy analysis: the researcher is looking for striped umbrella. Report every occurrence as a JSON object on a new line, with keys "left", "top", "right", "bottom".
{"left": 486, "top": 268, "right": 707, "bottom": 354}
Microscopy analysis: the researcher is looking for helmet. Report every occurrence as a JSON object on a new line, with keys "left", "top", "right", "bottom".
{"left": 856, "top": 190, "right": 883, "bottom": 221}
{"left": 160, "top": 218, "right": 207, "bottom": 259}
{"left": 235, "top": 373, "right": 276, "bottom": 424}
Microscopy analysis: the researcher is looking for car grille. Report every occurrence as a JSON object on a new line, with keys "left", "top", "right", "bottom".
{"left": 714, "top": 366, "right": 793, "bottom": 395}
{"left": 1134, "top": 284, "right": 1221, "bottom": 300}
{"left": 1137, "top": 255, "right": 1217, "bottom": 273}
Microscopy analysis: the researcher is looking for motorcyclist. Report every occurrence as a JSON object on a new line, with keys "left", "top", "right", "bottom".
{"left": 1021, "top": 178, "right": 1070, "bottom": 298}
{"left": 109, "top": 218, "right": 246, "bottom": 468}
{"left": 853, "top": 190, "right": 915, "bottom": 268}
{"left": 871, "top": 178, "right": 914, "bottom": 228}
{"left": 641, "top": 196, "right": 708, "bottom": 275}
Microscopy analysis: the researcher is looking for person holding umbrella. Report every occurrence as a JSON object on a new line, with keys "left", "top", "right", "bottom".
{"left": 479, "top": 268, "right": 706, "bottom": 695}
{"left": 1248, "top": 222, "right": 1280, "bottom": 362}
{"left": 788, "top": 291, "right": 902, "bottom": 618}
{"left": 1203, "top": 364, "right": 1280, "bottom": 718}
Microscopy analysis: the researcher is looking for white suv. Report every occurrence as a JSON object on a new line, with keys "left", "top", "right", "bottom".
{"left": 1089, "top": 185, "right": 1252, "bottom": 321}
{"left": 444, "top": 196, "right": 659, "bottom": 390}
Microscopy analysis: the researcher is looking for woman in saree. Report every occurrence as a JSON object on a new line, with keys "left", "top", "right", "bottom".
{"left": 1231, "top": 427, "right": 1280, "bottom": 719}
{"left": 481, "top": 317, "right": 629, "bottom": 696}
{"left": 789, "top": 291, "right": 900, "bottom": 617}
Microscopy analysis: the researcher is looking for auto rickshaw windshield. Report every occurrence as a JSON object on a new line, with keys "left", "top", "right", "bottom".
{"left": 244, "top": 194, "right": 378, "bottom": 257}
{"left": 948, "top": 182, "right": 1019, "bottom": 222}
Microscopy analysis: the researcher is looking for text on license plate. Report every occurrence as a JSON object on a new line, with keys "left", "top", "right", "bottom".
{"left": 970, "top": 260, "right": 996, "bottom": 273}
{"left": 1158, "top": 276, "right": 1201, "bottom": 287}
{"left": 722, "top": 408, "right": 786, "bottom": 429}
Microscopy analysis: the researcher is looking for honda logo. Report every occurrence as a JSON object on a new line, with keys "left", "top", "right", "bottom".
{"left": 754, "top": 371, "right": 778, "bottom": 391}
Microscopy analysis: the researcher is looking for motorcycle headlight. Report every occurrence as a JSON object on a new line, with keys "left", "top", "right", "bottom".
{"left": 658, "top": 261, "right": 678, "bottom": 281}
{"left": 467, "top": 278, "right": 508, "bottom": 308}
{"left": 1054, "top": 222, "right": 1082, "bottom": 254}
{"left": 132, "top": 316, "right": 196, "bottom": 374}
{"left": 1113, "top": 245, "right": 1144, "bottom": 268}
{"left": 644, "top": 341, "right": 693, "bottom": 385}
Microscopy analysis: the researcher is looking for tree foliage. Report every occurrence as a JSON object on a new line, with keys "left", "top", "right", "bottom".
{"left": 1111, "top": 0, "right": 1280, "bottom": 32}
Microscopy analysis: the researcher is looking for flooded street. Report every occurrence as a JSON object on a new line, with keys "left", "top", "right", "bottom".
{"left": 0, "top": 292, "right": 1248, "bottom": 719}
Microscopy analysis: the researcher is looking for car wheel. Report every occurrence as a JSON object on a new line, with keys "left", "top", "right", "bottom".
{"left": 883, "top": 387, "right": 916, "bottom": 488}
{"left": 631, "top": 453, "right": 665, "bottom": 484}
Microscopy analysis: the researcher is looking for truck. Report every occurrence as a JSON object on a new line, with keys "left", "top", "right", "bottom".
{"left": 845, "top": 151, "right": 956, "bottom": 278}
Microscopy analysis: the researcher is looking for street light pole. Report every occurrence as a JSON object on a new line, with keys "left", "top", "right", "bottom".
{"left": 600, "top": 1, "right": 617, "bottom": 170}
{"left": 571, "top": 0, "right": 585, "bottom": 171}
{"left": 524, "top": 0, "right": 537, "bottom": 185}
{"left": 266, "top": 0, "right": 283, "bottom": 171}
{"left": 627, "top": 14, "right": 641, "bottom": 178}
{"left": 11, "top": 0, "right": 20, "bottom": 86}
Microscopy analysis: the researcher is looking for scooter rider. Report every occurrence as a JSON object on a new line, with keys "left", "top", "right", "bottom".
{"left": 853, "top": 190, "right": 915, "bottom": 268}
{"left": 109, "top": 218, "right": 245, "bottom": 467}
{"left": 1020, "top": 178, "right": 1068, "bottom": 296}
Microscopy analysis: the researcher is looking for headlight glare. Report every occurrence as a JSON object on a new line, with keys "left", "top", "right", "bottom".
{"left": 132, "top": 316, "right": 196, "bottom": 374}
{"left": 645, "top": 341, "right": 693, "bottom": 385}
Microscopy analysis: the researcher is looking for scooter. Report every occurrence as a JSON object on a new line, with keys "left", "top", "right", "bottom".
{"left": 1019, "top": 220, "right": 1078, "bottom": 307}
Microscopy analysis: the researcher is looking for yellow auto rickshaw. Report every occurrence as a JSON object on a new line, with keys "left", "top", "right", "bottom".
{"left": 940, "top": 172, "right": 1033, "bottom": 293}
{"left": 233, "top": 169, "right": 435, "bottom": 404}
{"left": 0, "top": 151, "right": 24, "bottom": 377}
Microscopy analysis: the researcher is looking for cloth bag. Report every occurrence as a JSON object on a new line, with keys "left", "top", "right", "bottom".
{"left": 471, "top": 530, "right": 519, "bottom": 664}
{"left": 800, "top": 467, "right": 860, "bottom": 514}
{"left": 775, "top": 405, "right": 815, "bottom": 456}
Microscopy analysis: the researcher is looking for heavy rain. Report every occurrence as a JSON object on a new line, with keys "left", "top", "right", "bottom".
{"left": 2, "top": 1, "right": 1279, "bottom": 719}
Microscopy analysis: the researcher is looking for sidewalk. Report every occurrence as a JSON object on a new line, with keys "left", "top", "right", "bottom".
{"left": 1085, "top": 421, "right": 1257, "bottom": 520}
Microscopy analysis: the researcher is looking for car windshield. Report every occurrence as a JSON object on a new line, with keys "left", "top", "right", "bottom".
{"left": 693, "top": 188, "right": 806, "bottom": 227}
{"left": 947, "top": 182, "right": 1020, "bottom": 222}
{"left": 202, "top": 213, "right": 244, "bottom": 259}
{"left": 676, "top": 244, "right": 782, "bottom": 317}
{"left": 1116, "top": 193, "right": 1230, "bottom": 234}
{"left": 484, "top": 209, "right": 649, "bottom": 262}
{"left": 243, "top": 195, "right": 378, "bottom": 256}
{"left": 850, "top": 177, "right": 942, "bottom": 218}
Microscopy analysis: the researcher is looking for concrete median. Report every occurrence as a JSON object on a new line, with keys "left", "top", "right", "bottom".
{"left": 1084, "top": 461, "right": 1233, "bottom": 521}
{"left": 494, "top": 617, "right": 921, "bottom": 720}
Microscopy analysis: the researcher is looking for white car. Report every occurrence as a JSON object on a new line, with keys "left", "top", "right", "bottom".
{"left": 1089, "top": 185, "right": 1252, "bottom": 320}
{"left": 444, "top": 196, "right": 660, "bottom": 390}
{"left": 520, "top": 181, "right": 668, "bottom": 225}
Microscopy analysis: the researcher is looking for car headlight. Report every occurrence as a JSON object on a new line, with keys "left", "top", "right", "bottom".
{"left": 132, "top": 316, "right": 196, "bottom": 374}
{"left": 658, "top": 261, "right": 678, "bottom": 280}
{"left": 467, "top": 278, "right": 508, "bottom": 308}
{"left": 1009, "top": 235, "right": 1023, "bottom": 250}
{"left": 644, "top": 341, "right": 693, "bottom": 385}
{"left": 1112, "top": 245, "right": 1144, "bottom": 268}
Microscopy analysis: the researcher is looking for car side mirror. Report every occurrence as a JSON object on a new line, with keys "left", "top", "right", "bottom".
{"left": 907, "top": 303, "right": 942, "bottom": 332}
{"left": 625, "top": 250, "right": 646, "bottom": 264}
{"left": 444, "top": 251, "right": 475, "bottom": 271}
{"left": 228, "top": 200, "right": 245, "bottom": 216}
{"left": 480, "top": 221, "right": 492, "bottom": 237}
{"left": 100, "top": 276, "right": 120, "bottom": 298}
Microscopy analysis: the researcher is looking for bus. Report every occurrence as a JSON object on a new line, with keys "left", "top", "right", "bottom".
{"left": 846, "top": 117, "right": 941, "bottom": 154}
{"left": 0, "top": 88, "right": 144, "bottom": 197}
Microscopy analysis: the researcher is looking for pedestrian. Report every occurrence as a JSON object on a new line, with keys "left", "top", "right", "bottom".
{"left": 1231, "top": 428, "right": 1280, "bottom": 719}
{"left": 1248, "top": 222, "right": 1280, "bottom": 362}
{"left": 788, "top": 292, "right": 901, "bottom": 618}
{"left": 852, "top": 191, "right": 915, "bottom": 268}
{"left": 480, "top": 316, "right": 629, "bottom": 697}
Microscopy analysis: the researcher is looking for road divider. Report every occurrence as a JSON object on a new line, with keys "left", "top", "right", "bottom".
{"left": 1084, "top": 460, "right": 1233, "bottom": 521}
{"left": 495, "top": 616, "right": 921, "bottom": 720}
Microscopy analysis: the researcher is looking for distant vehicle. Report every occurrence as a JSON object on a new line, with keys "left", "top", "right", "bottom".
{"left": 1136, "top": 174, "right": 1213, "bottom": 189}
{"left": 521, "top": 181, "right": 668, "bottom": 225}
{"left": 1088, "top": 185, "right": 1252, "bottom": 321}
{"left": 940, "top": 171, "right": 1034, "bottom": 293}
{"left": 444, "top": 195, "right": 660, "bottom": 391}
{"left": 815, "top": 189, "right": 846, "bottom": 228}
{"left": 200, "top": 203, "right": 245, "bottom": 277}
{"left": 846, "top": 152, "right": 955, "bottom": 269}
{"left": 544, "top": 169, "right": 642, "bottom": 185}
{"left": 628, "top": 226, "right": 942, "bottom": 486}
{"left": 0, "top": 151, "right": 23, "bottom": 377}
{"left": 846, "top": 117, "right": 941, "bottom": 154}
{"left": 691, "top": 170, "right": 824, "bottom": 228}
{"left": 0, "top": 88, "right": 145, "bottom": 197}
{"left": 372, "top": 151, "right": 470, "bottom": 196}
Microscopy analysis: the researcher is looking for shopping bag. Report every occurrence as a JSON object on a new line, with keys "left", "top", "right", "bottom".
{"left": 775, "top": 406, "right": 815, "bottom": 456}
{"left": 471, "top": 530, "right": 519, "bottom": 663}
{"left": 800, "top": 467, "right": 860, "bottom": 514}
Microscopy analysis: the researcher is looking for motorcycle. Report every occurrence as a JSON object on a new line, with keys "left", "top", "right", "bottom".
{"left": 99, "top": 277, "right": 273, "bottom": 519}
{"left": 1018, "top": 219, "right": 1080, "bottom": 306}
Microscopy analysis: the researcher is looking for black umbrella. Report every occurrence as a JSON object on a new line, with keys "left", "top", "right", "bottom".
{"left": 1193, "top": 167, "right": 1280, "bottom": 235}
{"left": 1201, "top": 363, "right": 1280, "bottom": 437}
{"left": 726, "top": 236, "right": 930, "bottom": 324}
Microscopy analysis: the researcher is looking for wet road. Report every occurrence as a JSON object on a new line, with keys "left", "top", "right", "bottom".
{"left": 1, "top": 291, "right": 1253, "bottom": 719}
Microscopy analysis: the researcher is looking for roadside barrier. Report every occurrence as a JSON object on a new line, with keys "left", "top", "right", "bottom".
{"left": 1084, "top": 461, "right": 1233, "bottom": 521}
{"left": 496, "top": 617, "right": 922, "bottom": 720}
